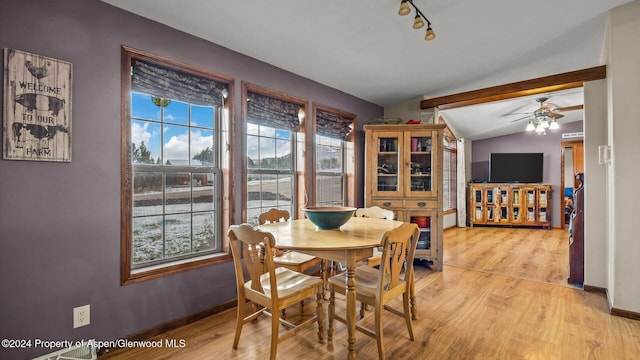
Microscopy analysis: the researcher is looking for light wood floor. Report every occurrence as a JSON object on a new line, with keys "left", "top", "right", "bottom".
{"left": 103, "top": 227, "right": 640, "bottom": 360}
{"left": 443, "top": 226, "right": 572, "bottom": 287}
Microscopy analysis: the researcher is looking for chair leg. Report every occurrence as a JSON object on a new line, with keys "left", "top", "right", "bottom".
{"left": 316, "top": 288, "right": 325, "bottom": 344}
{"left": 233, "top": 297, "right": 245, "bottom": 349}
{"left": 360, "top": 302, "right": 367, "bottom": 319}
{"left": 403, "top": 292, "right": 415, "bottom": 341}
{"left": 374, "top": 304, "right": 385, "bottom": 360}
{"left": 410, "top": 272, "right": 417, "bottom": 320}
{"left": 270, "top": 310, "right": 280, "bottom": 360}
{"left": 328, "top": 285, "right": 335, "bottom": 343}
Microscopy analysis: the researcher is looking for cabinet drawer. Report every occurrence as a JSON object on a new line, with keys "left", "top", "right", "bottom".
{"left": 404, "top": 199, "right": 437, "bottom": 209}
{"left": 369, "top": 199, "right": 403, "bottom": 209}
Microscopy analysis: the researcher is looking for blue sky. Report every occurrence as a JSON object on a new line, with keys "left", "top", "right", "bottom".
{"left": 246, "top": 123, "right": 292, "bottom": 166}
{"left": 131, "top": 92, "right": 214, "bottom": 163}
{"left": 131, "top": 93, "right": 340, "bottom": 168}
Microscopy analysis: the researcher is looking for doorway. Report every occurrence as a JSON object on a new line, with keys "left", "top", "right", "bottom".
{"left": 561, "top": 140, "right": 584, "bottom": 230}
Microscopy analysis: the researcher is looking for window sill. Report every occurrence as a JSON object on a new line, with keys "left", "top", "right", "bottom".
{"left": 121, "top": 252, "right": 232, "bottom": 286}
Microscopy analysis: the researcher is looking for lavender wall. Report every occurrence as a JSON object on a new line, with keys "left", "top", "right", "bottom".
{"left": 0, "top": 1, "right": 382, "bottom": 358}
{"left": 471, "top": 121, "right": 583, "bottom": 227}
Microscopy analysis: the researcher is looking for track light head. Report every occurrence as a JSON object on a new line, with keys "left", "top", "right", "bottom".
{"left": 425, "top": 26, "right": 436, "bottom": 41}
{"left": 399, "top": 0, "right": 411, "bottom": 16}
{"left": 413, "top": 14, "right": 425, "bottom": 29}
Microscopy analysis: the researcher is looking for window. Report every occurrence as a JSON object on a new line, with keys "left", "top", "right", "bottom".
{"left": 437, "top": 115, "right": 457, "bottom": 212}
{"left": 244, "top": 83, "right": 306, "bottom": 224}
{"left": 316, "top": 135, "right": 345, "bottom": 206}
{"left": 121, "top": 48, "right": 233, "bottom": 284}
{"left": 442, "top": 133, "right": 457, "bottom": 212}
{"left": 313, "top": 105, "right": 355, "bottom": 207}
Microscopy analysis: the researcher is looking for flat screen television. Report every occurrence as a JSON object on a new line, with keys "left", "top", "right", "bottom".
{"left": 489, "top": 153, "right": 543, "bottom": 183}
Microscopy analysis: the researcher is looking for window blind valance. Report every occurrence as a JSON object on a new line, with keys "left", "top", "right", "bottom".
{"left": 316, "top": 109, "right": 354, "bottom": 140}
{"left": 131, "top": 59, "right": 229, "bottom": 108}
{"left": 246, "top": 91, "right": 301, "bottom": 132}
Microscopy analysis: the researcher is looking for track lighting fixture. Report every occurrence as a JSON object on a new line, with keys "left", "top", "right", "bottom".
{"left": 398, "top": 0, "right": 436, "bottom": 41}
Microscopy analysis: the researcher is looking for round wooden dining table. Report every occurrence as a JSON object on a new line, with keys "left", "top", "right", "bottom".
{"left": 259, "top": 216, "right": 405, "bottom": 360}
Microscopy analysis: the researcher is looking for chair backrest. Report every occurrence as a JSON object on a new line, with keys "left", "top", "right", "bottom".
{"left": 228, "top": 224, "right": 278, "bottom": 298}
{"left": 377, "top": 223, "right": 420, "bottom": 294}
{"left": 355, "top": 206, "right": 394, "bottom": 220}
{"left": 259, "top": 208, "right": 291, "bottom": 225}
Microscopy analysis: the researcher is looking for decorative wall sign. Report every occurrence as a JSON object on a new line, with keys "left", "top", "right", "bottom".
{"left": 3, "top": 49, "right": 72, "bottom": 162}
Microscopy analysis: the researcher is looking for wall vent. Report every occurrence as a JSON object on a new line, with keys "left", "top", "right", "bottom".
{"left": 32, "top": 341, "right": 96, "bottom": 360}
{"left": 562, "top": 132, "right": 584, "bottom": 139}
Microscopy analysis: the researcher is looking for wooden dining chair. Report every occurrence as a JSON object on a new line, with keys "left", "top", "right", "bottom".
{"left": 327, "top": 206, "right": 395, "bottom": 280}
{"left": 228, "top": 224, "right": 325, "bottom": 360}
{"left": 354, "top": 206, "right": 395, "bottom": 268}
{"left": 327, "top": 222, "right": 420, "bottom": 360}
{"left": 259, "top": 209, "right": 326, "bottom": 292}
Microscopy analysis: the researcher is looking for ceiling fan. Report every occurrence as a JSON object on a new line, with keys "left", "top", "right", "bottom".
{"left": 510, "top": 97, "right": 584, "bottom": 134}
{"left": 510, "top": 97, "right": 563, "bottom": 122}
{"left": 511, "top": 97, "right": 584, "bottom": 134}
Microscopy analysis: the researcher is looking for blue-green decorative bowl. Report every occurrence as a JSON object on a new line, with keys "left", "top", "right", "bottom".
{"left": 303, "top": 206, "right": 357, "bottom": 230}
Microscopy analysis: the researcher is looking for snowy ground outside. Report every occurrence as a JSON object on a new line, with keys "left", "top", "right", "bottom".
{"left": 131, "top": 176, "right": 342, "bottom": 265}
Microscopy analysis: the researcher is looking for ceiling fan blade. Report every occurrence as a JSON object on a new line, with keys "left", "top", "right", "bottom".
{"left": 549, "top": 112, "right": 564, "bottom": 119}
{"left": 510, "top": 115, "right": 531, "bottom": 123}
{"left": 555, "top": 104, "right": 584, "bottom": 112}
{"left": 502, "top": 111, "right": 531, "bottom": 116}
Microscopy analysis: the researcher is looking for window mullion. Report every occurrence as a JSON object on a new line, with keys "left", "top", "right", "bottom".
{"left": 162, "top": 172, "right": 167, "bottom": 259}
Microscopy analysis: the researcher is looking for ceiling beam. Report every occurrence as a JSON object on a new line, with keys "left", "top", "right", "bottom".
{"left": 420, "top": 66, "right": 606, "bottom": 110}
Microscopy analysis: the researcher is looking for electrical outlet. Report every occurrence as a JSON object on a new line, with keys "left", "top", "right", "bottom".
{"left": 73, "top": 304, "right": 90, "bottom": 328}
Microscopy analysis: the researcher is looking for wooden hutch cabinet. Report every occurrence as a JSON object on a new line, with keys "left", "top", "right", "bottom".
{"left": 468, "top": 183, "right": 552, "bottom": 229}
{"left": 364, "top": 124, "right": 445, "bottom": 271}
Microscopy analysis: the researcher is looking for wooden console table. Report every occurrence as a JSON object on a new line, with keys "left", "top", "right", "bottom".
{"left": 468, "top": 183, "right": 552, "bottom": 229}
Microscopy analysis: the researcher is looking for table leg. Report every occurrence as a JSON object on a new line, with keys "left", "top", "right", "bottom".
{"left": 346, "top": 252, "right": 357, "bottom": 360}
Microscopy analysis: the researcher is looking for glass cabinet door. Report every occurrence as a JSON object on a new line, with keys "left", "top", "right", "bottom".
{"left": 473, "top": 188, "right": 484, "bottom": 222}
{"left": 400, "top": 209, "right": 438, "bottom": 260}
{"left": 512, "top": 187, "right": 523, "bottom": 224}
{"left": 498, "top": 187, "right": 510, "bottom": 223}
{"left": 523, "top": 187, "right": 537, "bottom": 224}
{"left": 538, "top": 188, "right": 550, "bottom": 227}
{"left": 404, "top": 130, "right": 438, "bottom": 197}
{"left": 371, "top": 131, "right": 402, "bottom": 197}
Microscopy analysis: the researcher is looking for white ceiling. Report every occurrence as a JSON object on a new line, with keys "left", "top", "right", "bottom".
{"left": 100, "top": 0, "right": 630, "bottom": 140}
{"left": 441, "top": 87, "right": 586, "bottom": 140}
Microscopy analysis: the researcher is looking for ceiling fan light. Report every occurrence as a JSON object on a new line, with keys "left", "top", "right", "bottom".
{"left": 399, "top": 0, "right": 411, "bottom": 16}
{"left": 541, "top": 119, "right": 550, "bottom": 129}
{"left": 413, "top": 14, "right": 425, "bottom": 29}
{"left": 549, "top": 120, "right": 559, "bottom": 129}
{"left": 526, "top": 122, "right": 535, "bottom": 131}
{"left": 425, "top": 26, "right": 436, "bottom": 41}
{"left": 535, "top": 123, "right": 544, "bottom": 133}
